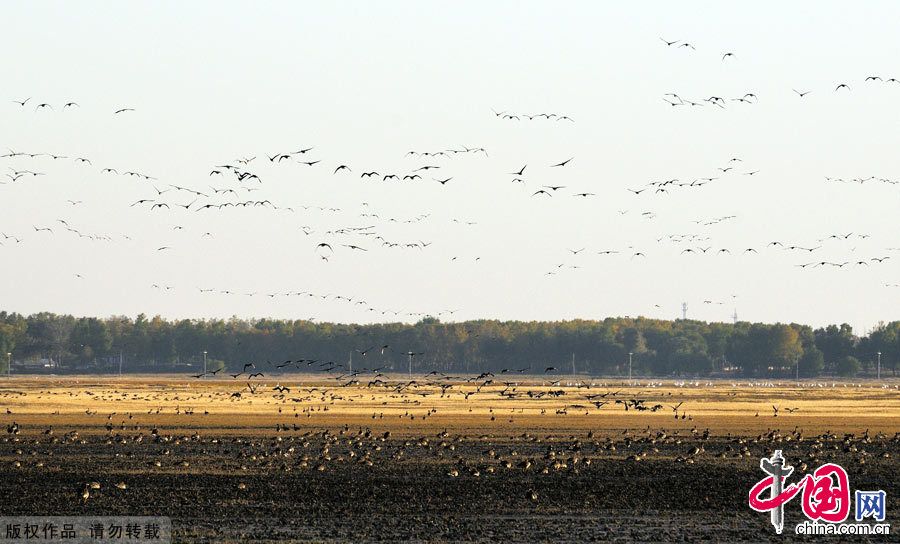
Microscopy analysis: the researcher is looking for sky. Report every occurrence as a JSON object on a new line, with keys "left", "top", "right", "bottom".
{"left": 0, "top": 1, "right": 898, "bottom": 333}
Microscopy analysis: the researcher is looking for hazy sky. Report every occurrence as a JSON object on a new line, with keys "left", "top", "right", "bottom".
{"left": 1, "top": 1, "right": 898, "bottom": 332}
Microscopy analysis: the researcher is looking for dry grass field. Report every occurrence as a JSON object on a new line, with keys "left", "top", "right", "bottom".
{"left": 0, "top": 376, "right": 897, "bottom": 542}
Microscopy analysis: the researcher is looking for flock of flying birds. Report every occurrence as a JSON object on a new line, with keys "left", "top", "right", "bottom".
{"left": 2, "top": 35, "right": 898, "bottom": 327}
{"left": 658, "top": 37, "right": 900, "bottom": 108}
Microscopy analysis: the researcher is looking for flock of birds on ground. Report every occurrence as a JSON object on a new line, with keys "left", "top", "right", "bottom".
{"left": 1, "top": 377, "right": 898, "bottom": 507}
{"left": 2, "top": 37, "right": 898, "bottom": 325}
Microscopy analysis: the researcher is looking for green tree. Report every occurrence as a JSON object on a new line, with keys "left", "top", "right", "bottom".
{"left": 798, "top": 346, "right": 824, "bottom": 378}
{"left": 835, "top": 355, "right": 861, "bottom": 377}
{"left": 859, "top": 322, "right": 899, "bottom": 376}
{"left": 0, "top": 323, "right": 23, "bottom": 372}
{"left": 619, "top": 327, "right": 647, "bottom": 354}
{"left": 69, "top": 318, "right": 113, "bottom": 364}
{"left": 0, "top": 311, "right": 897, "bottom": 378}
{"left": 815, "top": 324, "right": 856, "bottom": 366}
{"left": 770, "top": 324, "right": 803, "bottom": 372}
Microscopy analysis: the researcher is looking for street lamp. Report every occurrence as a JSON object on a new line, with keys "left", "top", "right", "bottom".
{"left": 203, "top": 351, "right": 208, "bottom": 377}
{"left": 877, "top": 351, "right": 881, "bottom": 381}
{"left": 628, "top": 352, "right": 633, "bottom": 381}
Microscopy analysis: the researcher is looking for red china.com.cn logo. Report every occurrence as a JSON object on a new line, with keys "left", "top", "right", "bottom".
{"left": 748, "top": 450, "right": 889, "bottom": 535}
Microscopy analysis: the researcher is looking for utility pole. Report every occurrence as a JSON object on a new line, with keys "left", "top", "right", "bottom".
{"left": 349, "top": 350, "right": 353, "bottom": 374}
{"left": 6, "top": 352, "right": 10, "bottom": 379}
{"left": 203, "top": 350, "right": 208, "bottom": 377}
{"left": 571, "top": 352, "right": 576, "bottom": 375}
{"left": 681, "top": 302, "right": 688, "bottom": 320}
{"left": 877, "top": 351, "right": 881, "bottom": 380}
{"left": 796, "top": 357, "right": 799, "bottom": 382}
{"left": 628, "top": 352, "right": 633, "bottom": 381}
{"left": 118, "top": 351, "right": 123, "bottom": 376}
{"left": 408, "top": 352, "right": 412, "bottom": 378}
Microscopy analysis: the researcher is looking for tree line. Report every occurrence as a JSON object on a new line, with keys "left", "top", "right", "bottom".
{"left": 0, "top": 311, "right": 896, "bottom": 378}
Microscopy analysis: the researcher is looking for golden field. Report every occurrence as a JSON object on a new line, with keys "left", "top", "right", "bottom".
{"left": 1, "top": 375, "right": 897, "bottom": 437}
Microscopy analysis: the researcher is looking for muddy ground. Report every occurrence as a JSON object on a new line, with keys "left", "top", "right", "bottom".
{"left": 1, "top": 429, "right": 897, "bottom": 542}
